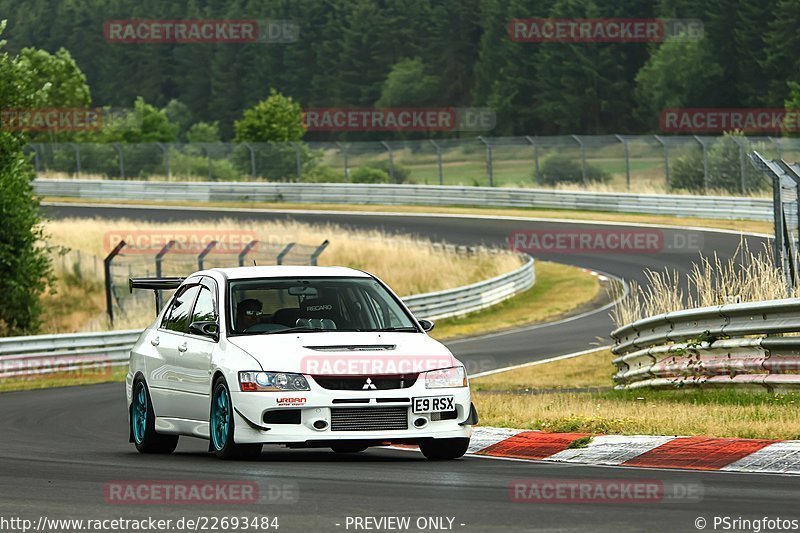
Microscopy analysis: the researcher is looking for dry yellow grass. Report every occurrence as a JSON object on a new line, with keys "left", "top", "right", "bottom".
{"left": 472, "top": 348, "right": 800, "bottom": 439}
{"left": 41, "top": 218, "right": 523, "bottom": 332}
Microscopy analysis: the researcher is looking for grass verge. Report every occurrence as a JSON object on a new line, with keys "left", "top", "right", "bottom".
{"left": 472, "top": 348, "right": 800, "bottom": 439}
{"left": 431, "top": 261, "right": 602, "bottom": 341}
{"left": 0, "top": 366, "right": 127, "bottom": 393}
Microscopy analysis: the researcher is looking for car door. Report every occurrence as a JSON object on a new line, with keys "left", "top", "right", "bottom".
{"left": 149, "top": 283, "right": 201, "bottom": 418}
{"left": 171, "top": 278, "right": 218, "bottom": 421}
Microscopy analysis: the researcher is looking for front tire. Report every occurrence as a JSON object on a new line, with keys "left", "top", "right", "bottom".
{"left": 419, "top": 438, "right": 470, "bottom": 460}
{"left": 131, "top": 379, "right": 179, "bottom": 454}
{"left": 210, "top": 377, "right": 262, "bottom": 460}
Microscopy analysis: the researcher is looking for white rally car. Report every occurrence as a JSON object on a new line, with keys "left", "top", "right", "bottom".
{"left": 126, "top": 266, "right": 477, "bottom": 460}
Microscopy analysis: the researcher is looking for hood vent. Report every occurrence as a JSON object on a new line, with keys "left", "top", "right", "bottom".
{"left": 304, "top": 345, "right": 396, "bottom": 352}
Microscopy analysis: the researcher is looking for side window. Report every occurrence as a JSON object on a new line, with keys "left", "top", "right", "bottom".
{"left": 191, "top": 286, "right": 217, "bottom": 324}
{"left": 163, "top": 285, "right": 200, "bottom": 333}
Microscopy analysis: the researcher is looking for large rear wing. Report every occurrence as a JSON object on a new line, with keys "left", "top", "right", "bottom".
{"left": 128, "top": 277, "right": 185, "bottom": 293}
{"left": 129, "top": 277, "right": 185, "bottom": 316}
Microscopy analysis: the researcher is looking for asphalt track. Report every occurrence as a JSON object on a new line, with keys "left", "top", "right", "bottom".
{"left": 0, "top": 203, "right": 789, "bottom": 533}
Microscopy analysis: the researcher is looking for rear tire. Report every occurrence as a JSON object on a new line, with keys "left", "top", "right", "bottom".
{"left": 131, "top": 379, "right": 179, "bottom": 454}
{"left": 419, "top": 438, "right": 470, "bottom": 460}
{"left": 210, "top": 377, "right": 262, "bottom": 460}
{"left": 331, "top": 443, "right": 370, "bottom": 453}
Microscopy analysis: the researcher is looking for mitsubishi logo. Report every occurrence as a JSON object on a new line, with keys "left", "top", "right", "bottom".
{"left": 362, "top": 377, "right": 377, "bottom": 390}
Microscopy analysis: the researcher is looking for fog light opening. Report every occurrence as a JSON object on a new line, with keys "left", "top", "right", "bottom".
{"left": 312, "top": 419, "right": 329, "bottom": 431}
{"left": 413, "top": 417, "right": 428, "bottom": 428}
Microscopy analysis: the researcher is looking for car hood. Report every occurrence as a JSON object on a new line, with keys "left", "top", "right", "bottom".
{"left": 227, "top": 332, "right": 457, "bottom": 375}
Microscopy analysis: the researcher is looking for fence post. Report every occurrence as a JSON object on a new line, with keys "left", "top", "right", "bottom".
{"left": 27, "top": 144, "right": 41, "bottom": 176}
{"left": 242, "top": 143, "right": 256, "bottom": 179}
{"left": 693, "top": 136, "right": 710, "bottom": 194}
{"left": 289, "top": 142, "right": 302, "bottom": 182}
{"left": 525, "top": 136, "right": 540, "bottom": 184}
{"left": 336, "top": 142, "right": 349, "bottom": 182}
{"left": 71, "top": 143, "right": 81, "bottom": 176}
{"left": 380, "top": 141, "right": 396, "bottom": 183}
{"left": 201, "top": 144, "right": 212, "bottom": 181}
{"left": 429, "top": 139, "right": 443, "bottom": 185}
{"left": 654, "top": 135, "right": 669, "bottom": 192}
{"left": 571, "top": 135, "right": 587, "bottom": 185}
{"left": 276, "top": 242, "right": 295, "bottom": 265}
{"left": 154, "top": 240, "right": 176, "bottom": 312}
{"left": 198, "top": 240, "right": 217, "bottom": 270}
{"left": 310, "top": 240, "right": 330, "bottom": 266}
{"left": 238, "top": 240, "right": 259, "bottom": 267}
{"left": 731, "top": 136, "right": 748, "bottom": 194}
{"left": 478, "top": 136, "right": 493, "bottom": 187}
{"left": 614, "top": 134, "right": 630, "bottom": 190}
{"left": 112, "top": 143, "right": 125, "bottom": 179}
{"left": 770, "top": 136, "right": 783, "bottom": 160}
{"left": 156, "top": 142, "right": 170, "bottom": 179}
{"left": 104, "top": 240, "right": 126, "bottom": 325}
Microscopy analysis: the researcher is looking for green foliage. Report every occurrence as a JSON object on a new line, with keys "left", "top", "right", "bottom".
{"left": 234, "top": 89, "right": 305, "bottom": 143}
{"left": 539, "top": 154, "right": 611, "bottom": 185}
{"left": 96, "top": 97, "right": 178, "bottom": 143}
{"left": 0, "top": 20, "right": 54, "bottom": 335}
{"left": 635, "top": 36, "right": 724, "bottom": 128}
{"left": 350, "top": 166, "right": 390, "bottom": 184}
{"left": 670, "top": 132, "right": 765, "bottom": 193}
{"left": 375, "top": 58, "right": 440, "bottom": 108}
{"left": 369, "top": 159, "right": 411, "bottom": 183}
{"left": 162, "top": 99, "right": 194, "bottom": 141}
{"left": 301, "top": 164, "right": 346, "bottom": 183}
{"left": 186, "top": 122, "right": 220, "bottom": 143}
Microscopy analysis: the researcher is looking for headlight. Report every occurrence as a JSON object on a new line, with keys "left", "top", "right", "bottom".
{"left": 424, "top": 366, "right": 467, "bottom": 388}
{"left": 239, "top": 371, "right": 310, "bottom": 392}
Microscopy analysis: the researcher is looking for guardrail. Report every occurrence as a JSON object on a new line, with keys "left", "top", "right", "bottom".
{"left": 34, "top": 179, "right": 773, "bottom": 221}
{"left": 610, "top": 299, "right": 800, "bottom": 390}
{"left": 0, "top": 256, "right": 534, "bottom": 378}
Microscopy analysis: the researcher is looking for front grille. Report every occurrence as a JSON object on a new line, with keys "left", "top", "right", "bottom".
{"left": 330, "top": 407, "right": 408, "bottom": 431}
{"left": 313, "top": 374, "right": 417, "bottom": 390}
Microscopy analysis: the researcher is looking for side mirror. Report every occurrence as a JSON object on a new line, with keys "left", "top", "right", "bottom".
{"left": 418, "top": 319, "right": 435, "bottom": 332}
{"left": 189, "top": 320, "right": 220, "bottom": 341}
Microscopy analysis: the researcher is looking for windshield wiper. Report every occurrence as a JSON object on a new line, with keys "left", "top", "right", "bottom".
{"left": 374, "top": 327, "right": 419, "bottom": 332}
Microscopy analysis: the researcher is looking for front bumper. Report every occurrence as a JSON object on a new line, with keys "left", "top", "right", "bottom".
{"left": 230, "top": 380, "right": 473, "bottom": 445}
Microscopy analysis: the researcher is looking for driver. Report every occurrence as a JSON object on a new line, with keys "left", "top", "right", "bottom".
{"left": 236, "top": 298, "right": 263, "bottom": 331}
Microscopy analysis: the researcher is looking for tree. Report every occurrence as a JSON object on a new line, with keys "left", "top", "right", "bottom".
{"left": 375, "top": 58, "right": 440, "bottom": 108}
{"left": 634, "top": 36, "right": 724, "bottom": 129}
{"left": 0, "top": 21, "right": 54, "bottom": 335}
{"left": 186, "top": 121, "right": 220, "bottom": 143}
{"left": 234, "top": 89, "right": 305, "bottom": 143}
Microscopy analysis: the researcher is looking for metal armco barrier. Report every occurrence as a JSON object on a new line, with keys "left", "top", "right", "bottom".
{"left": 610, "top": 298, "right": 800, "bottom": 390}
{"left": 33, "top": 179, "right": 773, "bottom": 221}
{"left": 0, "top": 257, "right": 534, "bottom": 378}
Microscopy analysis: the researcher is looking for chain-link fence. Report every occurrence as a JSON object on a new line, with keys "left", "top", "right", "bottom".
{"left": 28, "top": 135, "right": 800, "bottom": 195}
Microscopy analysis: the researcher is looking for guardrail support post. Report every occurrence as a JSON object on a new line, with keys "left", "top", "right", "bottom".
{"left": 276, "top": 242, "right": 295, "bottom": 265}
{"left": 310, "top": 240, "right": 330, "bottom": 266}
{"left": 154, "top": 240, "right": 176, "bottom": 312}
{"left": 478, "top": 136, "right": 493, "bottom": 187}
{"left": 198, "top": 240, "right": 217, "bottom": 270}
{"left": 571, "top": 135, "right": 587, "bottom": 185}
{"left": 238, "top": 240, "right": 259, "bottom": 267}
{"left": 429, "top": 140, "right": 443, "bottom": 185}
{"left": 104, "top": 240, "right": 126, "bottom": 325}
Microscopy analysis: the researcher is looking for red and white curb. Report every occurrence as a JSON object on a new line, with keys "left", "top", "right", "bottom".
{"left": 454, "top": 427, "right": 800, "bottom": 474}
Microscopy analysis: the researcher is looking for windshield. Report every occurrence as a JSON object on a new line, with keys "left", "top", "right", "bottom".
{"left": 227, "top": 277, "right": 418, "bottom": 335}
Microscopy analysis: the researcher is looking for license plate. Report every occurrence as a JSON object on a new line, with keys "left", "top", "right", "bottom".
{"left": 412, "top": 396, "right": 455, "bottom": 414}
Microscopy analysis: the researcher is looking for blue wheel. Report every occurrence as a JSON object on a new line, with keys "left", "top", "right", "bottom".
{"left": 130, "top": 378, "right": 179, "bottom": 454}
{"left": 210, "top": 377, "right": 262, "bottom": 460}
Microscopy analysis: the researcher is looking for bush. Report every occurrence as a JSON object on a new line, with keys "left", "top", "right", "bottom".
{"left": 301, "top": 164, "right": 345, "bottom": 183}
{"left": 670, "top": 132, "right": 765, "bottom": 194}
{"left": 350, "top": 166, "right": 390, "bottom": 184}
{"left": 168, "top": 148, "right": 240, "bottom": 181}
{"left": 538, "top": 154, "right": 611, "bottom": 185}
{"left": 369, "top": 160, "right": 411, "bottom": 183}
